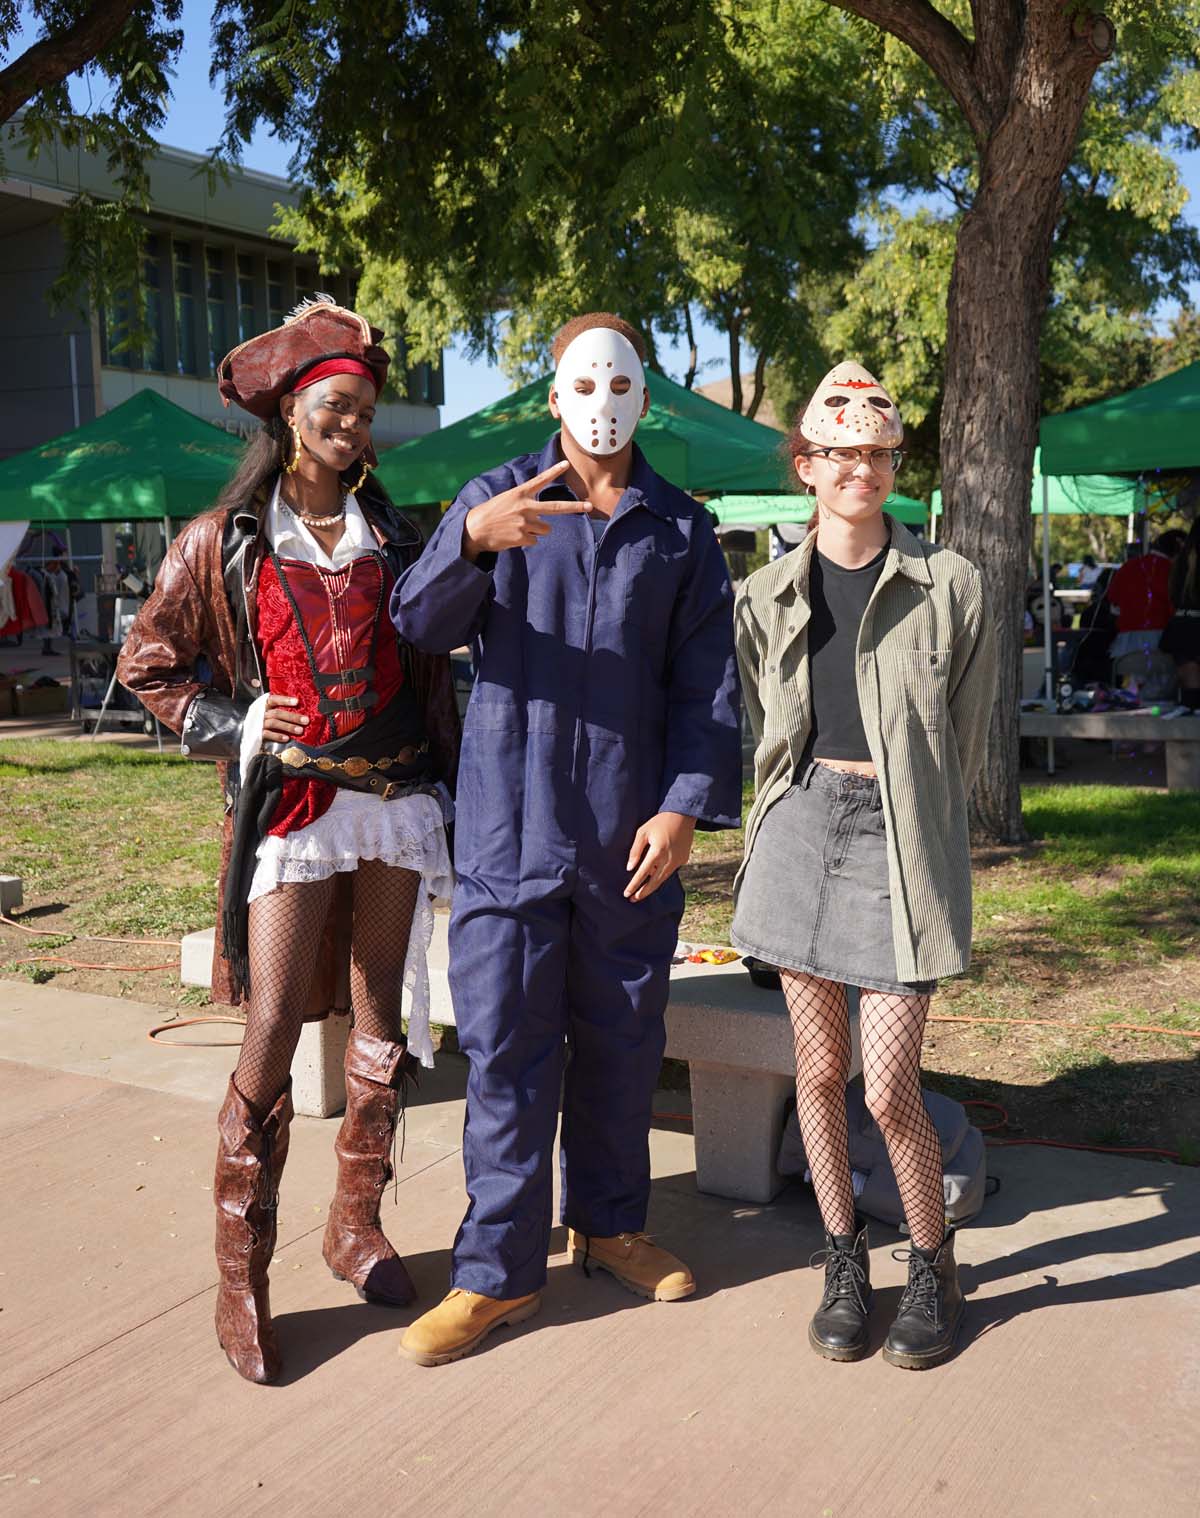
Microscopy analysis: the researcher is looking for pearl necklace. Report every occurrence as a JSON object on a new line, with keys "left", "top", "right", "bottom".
{"left": 281, "top": 490, "right": 347, "bottom": 529}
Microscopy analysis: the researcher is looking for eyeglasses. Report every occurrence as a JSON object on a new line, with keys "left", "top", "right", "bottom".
{"left": 809, "top": 447, "right": 904, "bottom": 473}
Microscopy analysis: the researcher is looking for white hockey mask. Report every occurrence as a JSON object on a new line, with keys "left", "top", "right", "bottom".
{"left": 801, "top": 362, "right": 903, "bottom": 448}
{"left": 553, "top": 328, "right": 646, "bottom": 456}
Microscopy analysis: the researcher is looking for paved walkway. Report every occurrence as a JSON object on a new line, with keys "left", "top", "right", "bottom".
{"left": 1, "top": 981, "right": 1197, "bottom": 1516}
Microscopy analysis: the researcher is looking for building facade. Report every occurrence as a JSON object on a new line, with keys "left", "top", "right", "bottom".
{"left": 0, "top": 125, "right": 443, "bottom": 460}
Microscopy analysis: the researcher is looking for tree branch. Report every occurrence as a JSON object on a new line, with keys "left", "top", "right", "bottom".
{"left": 746, "top": 346, "right": 768, "bottom": 422}
{"left": 933, "top": 172, "right": 973, "bottom": 213}
{"left": 824, "top": 0, "right": 992, "bottom": 144}
{"left": 0, "top": 0, "right": 141, "bottom": 126}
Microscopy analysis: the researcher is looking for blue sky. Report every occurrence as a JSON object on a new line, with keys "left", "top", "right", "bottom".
{"left": 10, "top": 0, "right": 1200, "bottom": 423}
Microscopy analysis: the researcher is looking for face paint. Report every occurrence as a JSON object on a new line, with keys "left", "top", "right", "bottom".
{"left": 553, "top": 328, "right": 646, "bottom": 456}
{"left": 801, "top": 362, "right": 903, "bottom": 448}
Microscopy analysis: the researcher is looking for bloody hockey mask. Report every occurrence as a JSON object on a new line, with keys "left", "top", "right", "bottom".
{"left": 800, "top": 363, "right": 903, "bottom": 449}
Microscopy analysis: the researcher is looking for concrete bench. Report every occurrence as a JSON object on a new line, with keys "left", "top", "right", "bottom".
{"left": 181, "top": 918, "right": 861, "bottom": 1204}
{"left": 1020, "top": 710, "right": 1200, "bottom": 789}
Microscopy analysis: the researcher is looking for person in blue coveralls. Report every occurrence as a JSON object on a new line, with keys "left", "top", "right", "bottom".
{"left": 392, "top": 312, "right": 742, "bottom": 1366}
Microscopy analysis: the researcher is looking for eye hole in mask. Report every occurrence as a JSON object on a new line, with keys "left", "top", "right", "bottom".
{"left": 611, "top": 375, "right": 632, "bottom": 395}
{"left": 574, "top": 378, "right": 596, "bottom": 395}
{"left": 824, "top": 395, "right": 849, "bottom": 407}
{"left": 868, "top": 396, "right": 893, "bottom": 410}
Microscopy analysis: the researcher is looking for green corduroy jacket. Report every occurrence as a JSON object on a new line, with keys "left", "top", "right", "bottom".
{"left": 734, "top": 515, "right": 998, "bottom": 982}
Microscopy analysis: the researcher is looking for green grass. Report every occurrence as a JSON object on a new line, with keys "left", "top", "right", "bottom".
{"left": 976, "top": 786, "right": 1200, "bottom": 967}
{"left": 3, "top": 742, "right": 1198, "bottom": 979}
{"left": 0, "top": 740, "right": 223, "bottom": 937}
{"left": 687, "top": 781, "right": 1200, "bottom": 967}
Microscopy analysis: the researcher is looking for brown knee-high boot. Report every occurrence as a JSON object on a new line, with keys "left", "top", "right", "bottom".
{"left": 322, "top": 1028, "right": 417, "bottom": 1306}
{"left": 213, "top": 1076, "right": 293, "bottom": 1384}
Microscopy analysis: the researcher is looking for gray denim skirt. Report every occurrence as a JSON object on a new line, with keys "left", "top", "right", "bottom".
{"left": 731, "top": 760, "right": 936, "bottom": 995}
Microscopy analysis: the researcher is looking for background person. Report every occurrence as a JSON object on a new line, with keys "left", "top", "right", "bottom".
{"left": 731, "top": 363, "right": 996, "bottom": 1371}
{"left": 119, "top": 298, "right": 460, "bottom": 1384}
{"left": 1162, "top": 519, "right": 1200, "bottom": 709}
{"left": 1106, "top": 531, "right": 1178, "bottom": 660}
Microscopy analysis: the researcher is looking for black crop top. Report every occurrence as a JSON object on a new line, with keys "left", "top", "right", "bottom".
{"left": 804, "top": 544, "right": 888, "bottom": 764}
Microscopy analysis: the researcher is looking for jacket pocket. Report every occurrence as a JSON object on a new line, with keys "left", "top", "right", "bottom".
{"left": 900, "top": 648, "right": 952, "bottom": 732}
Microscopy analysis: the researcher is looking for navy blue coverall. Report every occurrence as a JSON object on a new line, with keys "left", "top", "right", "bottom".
{"left": 392, "top": 437, "right": 741, "bottom": 1298}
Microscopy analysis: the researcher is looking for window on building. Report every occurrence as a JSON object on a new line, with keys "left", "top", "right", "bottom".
{"left": 101, "top": 299, "right": 133, "bottom": 370}
{"left": 173, "top": 241, "right": 197, "bottom": 375}
{"left": 295, "top": 267, "right": 318, "bottom": 307}
{"left": 237, "top": 254, "right": 256, "bottom": 342}
{"left": 267, "top": 260, "right": 285, "bottom": 329}
{"left": 206, "top": 247, "right": 228, "bottom": 371}
{"left": 143, "top": 237, "right": 165, "bottom": 371}
{"left": 99, "top": 235, "right": 165, "bottom": 372}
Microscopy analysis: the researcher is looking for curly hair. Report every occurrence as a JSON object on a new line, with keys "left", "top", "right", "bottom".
{"left": 551, "top": 312, "right": 647, "bottom": 364}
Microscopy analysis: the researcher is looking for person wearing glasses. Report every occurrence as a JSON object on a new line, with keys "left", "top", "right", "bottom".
{"left": 731, "top": 364, "right": 996, "bottom": 1370}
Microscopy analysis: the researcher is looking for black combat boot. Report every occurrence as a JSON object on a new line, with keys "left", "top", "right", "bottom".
{"left": 882, "top": 1229, "right": 964, "bottom": 1370}
{"left": 808, "top": 1216, "right": 872, "bottom": 1361}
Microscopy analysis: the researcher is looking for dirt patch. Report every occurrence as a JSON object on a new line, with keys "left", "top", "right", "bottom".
{"left": 677, "top": 846, "right": 1200, "bottom": 1161}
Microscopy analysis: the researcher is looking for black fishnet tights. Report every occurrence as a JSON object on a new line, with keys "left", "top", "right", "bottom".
{"left": 781, "top": 971, "right": 945, "bottom": 1252}
{"left": 233, "top": 861, "right": 421, "bottom": 1117}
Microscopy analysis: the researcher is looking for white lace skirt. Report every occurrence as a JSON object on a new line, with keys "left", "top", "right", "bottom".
{"left": 247, "top": 785, "right": 454, "bottom": 1069}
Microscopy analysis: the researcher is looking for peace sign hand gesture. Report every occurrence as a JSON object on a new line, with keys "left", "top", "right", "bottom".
{"left": 462, "top": 460, "right": 588, "bottom": 561}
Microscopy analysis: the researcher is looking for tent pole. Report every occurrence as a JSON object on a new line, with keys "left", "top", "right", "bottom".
{"left": 929, "top": 503, "right": 937, "bottom": 544}
{"left": 162, "top": 515, "right": 174, "bottom": 548}
{"left": 1042, "top": 473, "right": 1055, "bottom": 776}
{"left": 64, "top": 525, "right": 80, "bottom": 640}
{"left": 69, "top": 334, "right": 81, "bottom": 429}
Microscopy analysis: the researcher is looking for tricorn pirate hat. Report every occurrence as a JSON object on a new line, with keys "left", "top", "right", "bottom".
{"left": 217, "top": 295, "right": 390, "bottom": 430}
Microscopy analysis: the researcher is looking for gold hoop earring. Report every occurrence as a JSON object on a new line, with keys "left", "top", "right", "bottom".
{"left": 351, "top": 458, "right": 370, "bottom": 492}
{"left": 285, "top": 422, "right": 303, "bottom": 475}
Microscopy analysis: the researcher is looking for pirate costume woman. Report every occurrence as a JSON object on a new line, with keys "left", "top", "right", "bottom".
{"left": 118, "top": 299, "right": 460, "bottom": 1383}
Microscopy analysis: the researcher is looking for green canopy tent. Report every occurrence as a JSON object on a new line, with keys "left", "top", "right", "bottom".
{"left": 929, "top": 448, "right": 1140, "bottom": 531}
{"left": 712, "top": 490, "right": 928, "bottom": 529}
{"left": 932, "top": 448, "right": 1142, "bottom": 707}
{"left": 375, "top": 371, "right": 787, "bottom": 503}
{"left": 0, "top": 389, "right": 245, "bottom": 530}
{"left": 1039, "top": 360, "right": 1200, "bottom": 477}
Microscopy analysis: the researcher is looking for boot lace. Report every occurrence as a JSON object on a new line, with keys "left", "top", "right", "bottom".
{"left": 892, "top": 1247, "right": 940, "bottom": 1324}
{"left": 810, "top": 1241, "right": 868, "bottom": 1313}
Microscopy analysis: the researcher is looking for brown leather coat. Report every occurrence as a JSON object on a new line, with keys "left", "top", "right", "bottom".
{"left": 118, "top": 479, "right": 461, "bottom": 1008}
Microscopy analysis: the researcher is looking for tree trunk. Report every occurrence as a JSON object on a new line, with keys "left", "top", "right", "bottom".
{"left": 746, "top": 346, "right": 768, "bottom": 421}
{"left": 683, "top": 304, "right": 698, "bottom": 391}
{"left": 940, "top": 27, "right": 1107, "bottom": 843}
{"left": 728, "top": 313, "right": 743, "bottom": 414}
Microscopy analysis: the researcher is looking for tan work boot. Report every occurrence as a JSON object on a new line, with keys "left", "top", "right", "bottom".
{"left": 568, "top": 1229, "right": 695, "bottom": 1301}
{"left": 399, "top": 1288, "right": 541, "bottom": 1366}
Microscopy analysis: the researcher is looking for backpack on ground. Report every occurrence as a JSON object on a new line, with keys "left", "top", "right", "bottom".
{"left": 777, "top": 1081, "right": 989, "bottom": 1230}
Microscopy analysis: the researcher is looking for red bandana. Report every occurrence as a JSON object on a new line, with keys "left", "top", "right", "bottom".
{"left": 291, "top": 358, "right": 380, "bottom": 395}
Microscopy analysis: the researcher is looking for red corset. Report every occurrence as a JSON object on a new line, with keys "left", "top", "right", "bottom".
{"left": 257, "top": 553, "right": 404, "bottom": 838}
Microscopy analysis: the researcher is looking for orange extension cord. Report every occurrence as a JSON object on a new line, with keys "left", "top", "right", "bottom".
{"left": 4, "top": 908, "right": 1193, "bottom": 1159}
{"left": 1, "top": 910, "right": 178, "bottom": 972}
